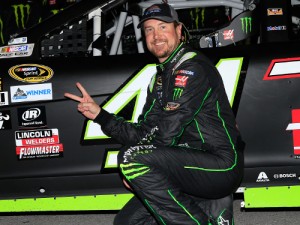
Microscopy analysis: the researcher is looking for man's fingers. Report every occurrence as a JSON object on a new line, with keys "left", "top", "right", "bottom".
{"left": 64, "top": 92, "right": 82, "bottom": 102}
{"left": 64, "top": 83, "right": 92, "bottom": 102}
{"left": 76, "top": 82, "right": 90, "bottom": 98}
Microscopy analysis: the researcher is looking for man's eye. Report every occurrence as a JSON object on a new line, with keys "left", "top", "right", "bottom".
{"left": 145, "top": 28, "right": 153, "bottom": 33}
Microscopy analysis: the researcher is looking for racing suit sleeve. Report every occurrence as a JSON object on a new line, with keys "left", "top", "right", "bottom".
{"left": 94, "top": 59, "right": 216, "bottom": 147}
{"left": 93, "top": 82, "right": 163, "bottom": 145}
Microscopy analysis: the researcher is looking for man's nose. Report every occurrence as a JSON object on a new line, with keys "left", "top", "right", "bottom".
{"left": 153, "top": 29, "right": 161, "bottom": 39}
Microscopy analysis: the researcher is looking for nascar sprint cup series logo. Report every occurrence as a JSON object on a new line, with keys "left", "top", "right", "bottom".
{"left": 9, "top": 64, "right": 54, "bottom": 83}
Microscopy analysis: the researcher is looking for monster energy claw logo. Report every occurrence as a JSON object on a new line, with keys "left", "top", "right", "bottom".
{"left": 12, "top": 4, "right": 31, "bottom": 29}
{"left": 240, "top": 17, "right": 252, "bottom": 34}
{"left": 173, "top": 88, "right": 183, "bottom": 101}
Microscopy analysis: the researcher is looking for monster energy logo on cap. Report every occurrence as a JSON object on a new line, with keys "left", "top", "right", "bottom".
{"left": 240, "top": 17, "right": 252, "bottom": 34}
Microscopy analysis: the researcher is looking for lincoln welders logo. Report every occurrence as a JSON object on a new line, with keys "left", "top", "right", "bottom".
{"left": 240, "top": 17, "right": 252, "bottom": 34}
{"left": 9, "top": 64, "right": 54, "bottom": 83}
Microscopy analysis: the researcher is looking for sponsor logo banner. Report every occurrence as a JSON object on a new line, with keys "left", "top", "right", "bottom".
{"left": 273, "top": 173, "right": 297, "bottom": 179}
{"left": 0, "top": 110, "right": 11, "bottom": 130}
{"left": 15, "top": 128, "right": 57, "bottom": 140}
{"left": 10, "top": 83, "right": 52, "bottom": 103}
{"left": 0, "top": 43, "right": 34, "bottom": 58}
{"left": 0, "top": 92, "right": 9, "bottom": 106}
{"left": 175, "top": 70, "right": 194, "bottom": 76}
{"left": 8, "top": 37, "right": 27, "bottom": 45}
{"left": 16, "top": 143, "right": 63, "bottom": 160}
{"left": 256, "top": 172, "right": 270, "bottom": 182}
{"left": 267, "top": 25, "right": 287, "bottom": 31}
{"left": 165, "top": 102, "right": 180, "bottom": 111}
{"left": 175, "top": 75, "right": 188, "bottom": 87}
{"left": 15, "top": 128, "right": 63, "bottom": 160}
{"left": 9, "top": 64, "right": 54, "bottom": 83}
{"left": 223, "top": 29, "right": 234, "bottom": 40}
{"left": 267, "top": 8, "right": 283, "bottom": 16}
{"left": 16, "top": 135, "right": 59, "bottom": 146}
{"left": 240, "top": 17, "right": 252, "bottom": 34}
{"left": 17, "top": 106, "right": 47, "bottom": 129}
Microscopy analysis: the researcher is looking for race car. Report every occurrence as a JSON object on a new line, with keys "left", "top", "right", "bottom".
{"left": 0, "top": 0, "right": 300, "bottom": 212}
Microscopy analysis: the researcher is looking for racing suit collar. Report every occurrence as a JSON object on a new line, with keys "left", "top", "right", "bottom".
{"left": 157, "top": 42, "right": 184, "bottom": 70}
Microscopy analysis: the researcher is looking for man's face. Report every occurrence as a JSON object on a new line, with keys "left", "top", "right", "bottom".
{"left": 143, "top": 19, "right": 182, "bottom": 63}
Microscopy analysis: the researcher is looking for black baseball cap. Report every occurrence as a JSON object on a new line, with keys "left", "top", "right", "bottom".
{"left": 137, "top": 3, "right": 179, "bottom": 28}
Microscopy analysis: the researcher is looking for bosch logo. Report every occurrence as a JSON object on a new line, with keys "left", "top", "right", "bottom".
{"left": 22, "top": 108, "right": 41, "bottom": 121}
{"left": 273, "top": 173, "right": 296, "bottom": 179}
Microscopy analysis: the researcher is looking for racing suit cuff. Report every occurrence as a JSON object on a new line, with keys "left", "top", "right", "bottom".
{"left": 93, "top": 109, "right": 113, "bottom": 125}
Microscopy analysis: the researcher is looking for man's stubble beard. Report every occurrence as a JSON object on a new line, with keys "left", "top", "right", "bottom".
{"left": 149, "top": 43, "right": 174, "bottom": 61}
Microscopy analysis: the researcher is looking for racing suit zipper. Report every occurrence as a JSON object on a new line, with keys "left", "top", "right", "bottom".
{"left": 162, "top": 72, "right": 169, "bottom": 105}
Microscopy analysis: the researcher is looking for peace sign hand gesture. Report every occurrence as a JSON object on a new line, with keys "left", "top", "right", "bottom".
{"left": 64, "top": 82, "right": 101, "bottom": 120}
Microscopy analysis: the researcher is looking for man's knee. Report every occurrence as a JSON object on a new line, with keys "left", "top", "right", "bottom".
{"left": 118, "top": 144, "right": 157, "bottom": 165}
{"left": 117, "top": 144, "right": 157, "bottom": 184}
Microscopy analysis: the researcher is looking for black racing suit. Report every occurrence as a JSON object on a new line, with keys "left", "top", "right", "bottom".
{"left": 94, "top": 42, "right": 244, "bottom": 225}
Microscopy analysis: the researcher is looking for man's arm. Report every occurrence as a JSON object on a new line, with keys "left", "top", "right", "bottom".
{"left": 93, "top": 85, "right": 162, "bottom": 145}
{"left": 65, "top": 82, "right": 156, "bottom": 145}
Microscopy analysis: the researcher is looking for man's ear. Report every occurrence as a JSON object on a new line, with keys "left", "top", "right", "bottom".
{"left": 176, "top": 23, "right": 183, "bottom": 39}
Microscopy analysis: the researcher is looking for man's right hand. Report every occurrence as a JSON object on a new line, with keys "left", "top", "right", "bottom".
{"left": 64, "top": 82, "right": 101, "bottom": 120}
